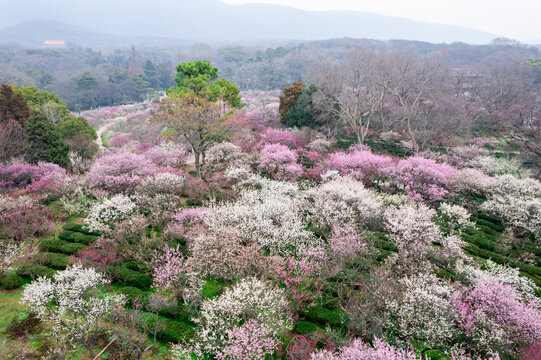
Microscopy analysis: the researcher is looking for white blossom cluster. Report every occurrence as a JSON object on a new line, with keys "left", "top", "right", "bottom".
{"left": 59, "top": 187, "right": 95, "bottom": 216}
{"left": 206, "top": 178, "right": 319, "bottom": 256}
{"left": 457, "top": 260, "right": 539, "bottom": 301}
{"left": 0, "top": 194, "right": 34, "bottom": 213}
{"left": 307, "top": 138, "right": 333, "bottom": 153}
{"left": 466, "top": 156, "right": 527, "bottom": 178}
{"left": 0, "top": 241, "right": 23, "bottom": 273}
{"left": 21, "top": 265, "right": 125, "bottom": 346}
{"left": 307, "top": 176, "right": 383, "bottom": 230}
{"left": 481, "top": 195, "right": 541, "bottom": 243}
{"left": 136, "top": 172, "right": 185, "bottom": 196}
{"left": 189, "top": 277, "right": 291, "bottom": 357}
{"left": 224, "top": 165, "right": 265, "bottom": 189}
{"left": 388, "top": 273, "right": 458, "bottom": 348}
{"left": 450, "top": 168, "right": 492, "bottom": 197}
{"left": 85, "top": 194, "right": 138, "bottom": 233}
{"left": 206, "top": 142, "right": 244, "bottom": 172}
{"left": 438, "top": 202, "right": 475, "bottom": 235}
{"left": 384, "top": 203, "right": 442, "bottom": 271}
{"left": 486, "top": 175, "right": 541, "bottom": 199}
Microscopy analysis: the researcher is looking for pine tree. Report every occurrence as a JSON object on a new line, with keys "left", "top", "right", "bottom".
{"left": 25, "top": 112, "right": 69, "bottom": 166}
{"left": 143, "top": 60, "right": 160, "bottom": 89}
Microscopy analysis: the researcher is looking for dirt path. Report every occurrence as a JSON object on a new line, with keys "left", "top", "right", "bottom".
{"left": 95, "top": 123, "right": 110, "bottom": 151}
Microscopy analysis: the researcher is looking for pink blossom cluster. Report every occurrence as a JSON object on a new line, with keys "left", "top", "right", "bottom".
{"left": 72, "top": 239, "right": 123, "bottom": 272}
{"left": 328, "top": 225, "right": 367, "bottom": 261}
{"left": 0, "top": 162, "right": 68, "bottom": 196}
{"left": 311, "top": 337, "right": 418, "bottom": 360}
{"left": 165, "top": 207, "right": 211, "bottom": 237}
{"left": 218, "top": 319, "right": 279, "bottom": 360}
{"left": 0, "top": 195, "right": 55, "bottom": 241}
{"left": 452, "top": 278, "right": 541, "bottom": 354}
{"left": 473, "top": 138, "right": 499, "bottom": 149}
{"left": 85, "top": 152, "right": 159, "bottom": 194}
{"left": 274, "top": 257, "right": 317, "bottom": 317}
{"left": 326, "top": 150, "right": 395, "bottom": 185}
{"left": 391, "top": 156, "right": 458, "bottom": 202}
{"left": 144, "top": 146, "right": 188, "bottom": 168}
{"left": 109, "top": 133, "right": 131, "bottom": 148}
{"left": 256, "top": 128, "right": 308, "bottom": 149}
{"left": 259, "top": 143, "right": 303, "bottom": 181}
{"left": 152, "top": 246, "right": 187, "bottom": 291}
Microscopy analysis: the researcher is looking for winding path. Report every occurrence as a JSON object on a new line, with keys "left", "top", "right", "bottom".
{"left": 95, "top": 122, "right": 112, "bottom": 151}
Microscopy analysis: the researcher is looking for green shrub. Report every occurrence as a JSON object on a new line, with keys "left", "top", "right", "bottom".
{"left": 295, "top": 320, "right": 321, "bottom": 334}
{"left": 304, "top": 305, "right": 349, "bottom": 328}
{"left": 138, "top": 312, "right": 195, "bottom": 343}
{"left": 16, "top": 263, "right": 56, "bottom": 279}
{"left": 5, "top": 313, "right": 42, "bottom": 339}
{"left": 185, "top": 198, "right": 203, "bottom": 207}
{"left": 158, "top": 317, "right": 195, "bottom": 343}
{"left": 435, "top": 268, "right": 455, "bottom": 281}
{"left": 201, "top": 279, "right": 225, "bottom": 299}
{"left": 0, "top": 272, "right": 24, "bottom": 289}
{"left": 63, "top": 223, "right": 101, "bottom": 236}
{"left": 57, "top": 230, "right": 97, "bottom": 245}
{"left": 119, "top": 286, "right": 145, "bottom": 306}
{"left": 36, "top": 252, "right": 70, "bottom": 270}
{"left": 39, "top": 239, "right": 86, "bottom": 255}
{"left": 108, "top": 265, "right": 152, "bottom": 289}
{"left": 124, "top": 260, "right": 150, "bottom": 273}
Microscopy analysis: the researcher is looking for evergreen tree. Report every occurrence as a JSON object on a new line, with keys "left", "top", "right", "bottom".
{"left": 0, "top": 84, "right": 30, "bottom": 125}
{"left": 25, "top": 112, "right": 69, "bottom": 166}
{"left": 279, "top": 81, "right": 305, "bottom": 124}
{"left": 284, "top": 85, "right": 317, "bottom": 128}
{"left": 143, "top": 60, "right": 160, "bottom": 89}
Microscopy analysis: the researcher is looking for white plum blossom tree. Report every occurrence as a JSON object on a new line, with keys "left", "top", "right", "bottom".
{"left": 21, "top": 264, "right": 125, "bottom": 358}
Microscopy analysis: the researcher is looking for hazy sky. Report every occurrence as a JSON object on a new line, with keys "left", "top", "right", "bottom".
{"left": 222, "top": 0, "right": 541, "bottom": 42}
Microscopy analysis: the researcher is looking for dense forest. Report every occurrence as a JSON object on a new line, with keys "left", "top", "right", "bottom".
{"left": 0, "top": 38, "right": 539, "bottom": 109}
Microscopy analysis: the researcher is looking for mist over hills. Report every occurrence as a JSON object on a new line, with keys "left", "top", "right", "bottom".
{"left": 0, "top": 0, "right": 498, "bottom": 47}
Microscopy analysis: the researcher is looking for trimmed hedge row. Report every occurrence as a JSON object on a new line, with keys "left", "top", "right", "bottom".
{"left": 0, "top": 272, "right": 24, "bottom": 289}
{"left": 40, "top": 238, "right": 86, "bottom": 255}
{"left": 138, "top": 312, "right": 195, "bottom": 343}
{"left": 35, "top": 252, "right": 70, "bottom": 270}
{"left": 107, "top": 265, "right": 152, "bottom": 289}
{"left": 462, "top": 214, "right": 541, "bottom": 287}
{"left": 16, "top": 263, "right": 56, "bottom": 279}
{"left": 62, "top": 223, "right": 101, "bottom": 236}
{"left": 57, "top": 230, "right": 97, "bottom": 245}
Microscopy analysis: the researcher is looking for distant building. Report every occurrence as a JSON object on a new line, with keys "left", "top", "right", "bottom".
{"left": 43, "top": 40, "right": 66, "bottom": 47}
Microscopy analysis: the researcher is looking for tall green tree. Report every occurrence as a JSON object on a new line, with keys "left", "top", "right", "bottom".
{"left": 0, "top": 84, "right": 30, "bottom": 125}
{"left": 284, "top": 85, "right": 317, "bottom": 128}
{"left": 12, "top": 85, "right": 70, "bottom": 120}
{"left": 25, "top": 112, "right": 69, "bottom": 166}
{"left": 77, "top": 72, "right": 99, "bottom": 91}
{"left": 279, "top": 81, "right": 305, "bottom": 124}
{"left": 172, "top": 61, "right": 242, "bottom": 109}
{"left": 128, "top": 74, "right": 152, "bottom": 102}
{"left": 175, "top": 60, "right": 218, "bottom": 93}
{"left": 143, "top": 60, "right": 160, "bottom": 89}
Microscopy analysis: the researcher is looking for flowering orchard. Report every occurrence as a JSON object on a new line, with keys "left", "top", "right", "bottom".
{"left": 1, "top": 84, "right": 540, "bottom": 360}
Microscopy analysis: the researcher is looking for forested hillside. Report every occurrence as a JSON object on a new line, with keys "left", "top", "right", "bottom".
{"left": 0, "top": 38, "right": 539, "bottom": 109}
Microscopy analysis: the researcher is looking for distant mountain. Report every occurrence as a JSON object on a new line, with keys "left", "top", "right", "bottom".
{"left": 0, "top": 20, "right": 191, "bottom": 48}
{"left": 0, "top": 0, "right": 498, "bottom": 46}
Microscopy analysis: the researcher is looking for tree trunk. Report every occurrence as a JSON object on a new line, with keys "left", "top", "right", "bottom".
{"left": 194, "top": 151, "right": 201, "bottom": 178}
{"left": 406, "top": 118, "right": 419, "bottom": 154}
